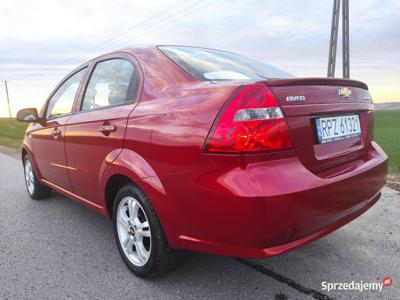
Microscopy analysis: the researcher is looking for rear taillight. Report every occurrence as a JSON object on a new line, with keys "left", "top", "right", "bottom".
{"left": 204, "top": 83, "right": 293, "bottom": 153}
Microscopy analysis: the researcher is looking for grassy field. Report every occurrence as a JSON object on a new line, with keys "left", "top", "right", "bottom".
{"left": 1, "top": 111, "right": 399, "bottom": 173}
{"left": 0, "top": 118, "right": 28, "bottom": 148}
{"left": 374, "top": 110, "right": 400, "bottom": 173}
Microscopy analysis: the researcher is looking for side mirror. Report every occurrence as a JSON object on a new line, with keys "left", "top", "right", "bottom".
{"left": 16, "top": 108, "right": 42, "bottom": 123}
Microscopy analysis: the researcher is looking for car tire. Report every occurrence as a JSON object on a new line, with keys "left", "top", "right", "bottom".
{"left": 23, "top": 155, "right": 52, "bottom": 200}
{"left": 112, "top": 183, "right": 180, "bottom": 278}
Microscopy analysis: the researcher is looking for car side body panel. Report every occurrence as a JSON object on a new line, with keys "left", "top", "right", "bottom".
{"left": 65, "top": 105, "right": 132, "bottom": 206}
{"left": 125, "top": 47, "right": 240, "bottom": 176}
{"left": 20, "top": 46, "right": 388, "bottom": 259}
{"left": 98, "top": 48, "right": 241, "bottom": 245}
{"left": 25, "top": 116, "right": 73, "bottom": 190}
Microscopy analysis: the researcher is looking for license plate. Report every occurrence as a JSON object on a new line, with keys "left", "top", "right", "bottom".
{"left": 315, "top": 114, "right": 361, "bottom": 144}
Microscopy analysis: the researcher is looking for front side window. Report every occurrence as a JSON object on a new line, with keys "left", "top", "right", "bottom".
{"left": 158, "top": 46, "right": 294, "bottom": 81}
{"left": 81, "top": 59, "right": 136, "bottom": 111}
{"left": 46, "top": 68, "right": 86, "bottom": 119}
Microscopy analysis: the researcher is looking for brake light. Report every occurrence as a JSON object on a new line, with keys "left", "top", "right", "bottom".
{"left": 204, "top": 83, "right": 293, "bottom": 153}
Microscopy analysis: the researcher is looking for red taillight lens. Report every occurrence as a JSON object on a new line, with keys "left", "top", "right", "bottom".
{"left": 204, "top": 83, "right": 293, "bottom": 153}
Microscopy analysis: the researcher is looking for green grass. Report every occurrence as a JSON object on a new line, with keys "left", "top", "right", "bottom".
{"left": 1, "top": 111, "right": 400, "bottom": 173}
{"left": 0, "top": 118, "right": 28, "bottom": 148}
{"left": 374, "top": 110, "right": 400, "bottom": 173}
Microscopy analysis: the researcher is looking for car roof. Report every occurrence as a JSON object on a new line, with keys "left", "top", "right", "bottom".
{"left": 98, "top": 44, "right": 238, "bottom": 59}
{"left": 69, "top": 44, "right": 240, "bottom": 80}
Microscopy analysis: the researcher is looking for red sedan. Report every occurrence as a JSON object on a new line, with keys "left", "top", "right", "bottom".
{"left": 17, "top": 45, "right": 387, "bottom": 277}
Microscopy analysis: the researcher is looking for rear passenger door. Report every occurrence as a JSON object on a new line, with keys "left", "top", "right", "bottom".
{"left": 65, "top": 54, "right": 141, "bottom": 205}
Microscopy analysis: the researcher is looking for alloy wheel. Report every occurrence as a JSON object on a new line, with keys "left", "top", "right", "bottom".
{"left": 116, "top": 196, "right": 152, "bottom": 266}
{"left": 24, "top": 159, "right": 35, "bottom": 195}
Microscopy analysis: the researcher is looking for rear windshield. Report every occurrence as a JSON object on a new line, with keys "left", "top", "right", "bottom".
{"left": 158, "top": 46, "right": 294, "bottom": 81}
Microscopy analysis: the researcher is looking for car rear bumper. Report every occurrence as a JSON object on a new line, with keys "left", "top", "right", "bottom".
{"left": 167, "top": 141, "right": 387, "bottom": 258}
{"left": 177, "top": 190, "right": 381, "bottom": 258}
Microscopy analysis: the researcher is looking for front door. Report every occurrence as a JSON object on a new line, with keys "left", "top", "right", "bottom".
{"left": 65, "top": 57, "right": 140, "bottom": 204}
{"left": 30, "top": 68, "right": 87, "bottom": 191}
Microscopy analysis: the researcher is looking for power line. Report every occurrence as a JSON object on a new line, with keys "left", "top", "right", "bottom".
{"left": 3, "top": 1, "right": 221, "bottom": 118}
{"left": 5, "top": 0, "right": 219, "bottom": 82}
{"left": 38, "top": 0, "right": 197, "bottom": 70}
{"left": 133, "top": 0, "right": 219, "bottom": 43}
{"left": 4, "top": 0, "right": 191, "bottom": 82}
{"left": 75, "top": 0, "right": 217, "bottom": 59}
{"left": 6, "top": 0, "right": 216, "bottom": 81}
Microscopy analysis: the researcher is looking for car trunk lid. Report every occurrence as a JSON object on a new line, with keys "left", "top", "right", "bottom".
{"left": 265, "top": 78, "right": 374, "bottom": 174}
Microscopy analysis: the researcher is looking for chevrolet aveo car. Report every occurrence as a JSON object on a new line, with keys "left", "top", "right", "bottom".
{"left": 17, "top": 45, "right": 387, "bottom": 277}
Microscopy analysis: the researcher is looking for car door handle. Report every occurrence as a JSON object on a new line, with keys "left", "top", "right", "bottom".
{"left": 99, "top": 125, "right": 117, "bottom": 134}
{"left": 51, "top": 128, "right": 62, "bottom": 137}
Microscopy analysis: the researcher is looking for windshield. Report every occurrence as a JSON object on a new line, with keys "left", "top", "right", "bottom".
{"left": 158, "top": 46, "right": 294, "bottom": 81}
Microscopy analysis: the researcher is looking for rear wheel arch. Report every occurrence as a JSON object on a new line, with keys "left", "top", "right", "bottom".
{"left": 100, "top": 149, "right": 178, "bottom": 246}
{"left": 101, "top": 148, "right": 164, "bottom": 217}
{"left": 112, "top": 181, "right": 181, "bottom": 277}
{"left": 105, "top": 174, "right": 135, "bottom": 219}
{"left": 102, "top": 168, "right": 178, "bottom": 246}
{"left": 101, "top": 148, "right": 159, "bottom": 218}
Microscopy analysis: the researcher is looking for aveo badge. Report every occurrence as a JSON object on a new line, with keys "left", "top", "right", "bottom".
{"left": 286, "top": 95, "right": 306, "bottom": 102}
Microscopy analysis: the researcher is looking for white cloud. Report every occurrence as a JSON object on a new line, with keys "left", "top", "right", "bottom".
{"left": 0, "top": 0, "right": 399, "bottom": 116}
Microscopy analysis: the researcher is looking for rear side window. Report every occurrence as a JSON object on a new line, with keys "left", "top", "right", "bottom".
{"left": 46, "top": 68, "right": 86, "bottom": 119}
{"left": 158, "top": 46, "right": 294, "bottom": 81}
{"left": 81, "top": 59, "right": 138, "bottom": 111}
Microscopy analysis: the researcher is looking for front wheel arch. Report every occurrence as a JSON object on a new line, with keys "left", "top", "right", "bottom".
{"left": 22, "top": 154, "right": 52, "bottom": 199}
{"left": 21, "top": 147, "right": 28, "bottom": 162}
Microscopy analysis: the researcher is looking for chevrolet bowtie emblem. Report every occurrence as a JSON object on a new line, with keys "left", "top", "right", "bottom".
{"left": 338, "top": 87, "right": 352, "bottom": 98}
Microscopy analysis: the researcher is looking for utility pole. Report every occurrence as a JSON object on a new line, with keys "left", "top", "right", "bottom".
{"left": 327, "top": 0, "right": 340, "bottom": 78}
{"left": 4, "top": 81, "right": 12, "bottom": 120}
{"left": 342, "top": 0, "right": 350, "bottom": 79}
{"left": 327, "top": 0, "right": 350, "bottom": 78}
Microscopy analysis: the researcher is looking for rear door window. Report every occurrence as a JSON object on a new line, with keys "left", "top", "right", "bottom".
{"left": 81, "top": 59, "right": 138, "bottom": 111}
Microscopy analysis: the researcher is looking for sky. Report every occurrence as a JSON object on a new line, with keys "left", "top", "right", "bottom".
{"left": 0, "top": 0, "right": 399, "bottom": 117}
